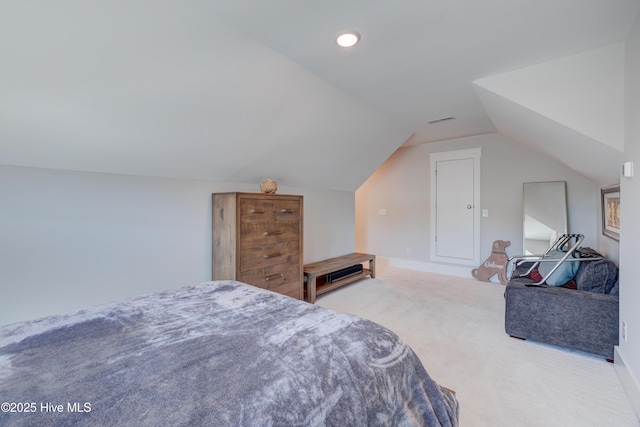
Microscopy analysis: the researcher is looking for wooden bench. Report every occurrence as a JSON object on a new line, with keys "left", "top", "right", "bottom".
{"left": 303, "top": 253, "right": 376, "bottom": 303}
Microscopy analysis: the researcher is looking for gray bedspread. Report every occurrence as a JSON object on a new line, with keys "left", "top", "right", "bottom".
{"left": 0, "top": 280, "right": 458, "bottom": 426}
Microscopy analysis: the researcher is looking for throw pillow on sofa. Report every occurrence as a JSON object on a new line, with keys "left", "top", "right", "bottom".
{"left": 610, "top": 279, "right": 620, "bottom": 296}
{"left": 575, "top": 258, "right": 618, "bottom": 294}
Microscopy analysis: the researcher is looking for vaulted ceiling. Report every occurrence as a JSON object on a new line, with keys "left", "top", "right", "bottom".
{"left": 1, "top": 1, "right": 638, "bottom": 190}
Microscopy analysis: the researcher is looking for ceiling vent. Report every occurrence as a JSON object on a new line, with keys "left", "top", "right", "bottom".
{"left": 427, "top": 116, "right": 456, "bottom": 125}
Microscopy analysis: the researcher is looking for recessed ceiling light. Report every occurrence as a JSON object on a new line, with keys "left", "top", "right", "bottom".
{"left": 336, "top": 31, "right": 360, "bottom": 48}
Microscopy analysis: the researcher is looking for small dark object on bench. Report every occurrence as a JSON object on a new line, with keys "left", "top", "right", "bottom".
{"left": 326, "top": 264, "right": 363, "bottom": 283}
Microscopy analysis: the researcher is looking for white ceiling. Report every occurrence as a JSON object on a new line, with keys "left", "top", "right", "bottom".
{"left": 1, "top": 1, "right": 639, "bottom": 190}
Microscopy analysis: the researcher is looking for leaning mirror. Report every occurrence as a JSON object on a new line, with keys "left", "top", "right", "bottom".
{"left": 523, "top": 181, "right": 568, "bottom": 255}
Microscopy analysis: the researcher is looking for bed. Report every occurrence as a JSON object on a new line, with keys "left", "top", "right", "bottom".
{"left": 0, "top": 280, "right": 459, "bottom": 426}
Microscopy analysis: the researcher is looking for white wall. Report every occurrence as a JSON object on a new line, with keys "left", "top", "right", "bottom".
{"left": 356, "top": 133, "right": 599, "bottom": 275}
{"left": 617, "top": 13, "right": 640, "bottom": 416}
{"left": 0, "top": 164, "right": 355, "bottom": 326}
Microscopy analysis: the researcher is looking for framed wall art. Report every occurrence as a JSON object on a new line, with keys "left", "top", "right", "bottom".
{"left": 601, "top": 184, "right": 620, "bottom": 241}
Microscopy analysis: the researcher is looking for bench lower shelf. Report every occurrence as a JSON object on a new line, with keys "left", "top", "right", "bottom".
{"left": 308, "top": 268, "right": 372, "bottom": 299}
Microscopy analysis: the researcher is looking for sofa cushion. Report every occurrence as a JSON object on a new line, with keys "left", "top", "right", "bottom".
{"left": 575, "top": 259, "right": 618, "bottom": 294}
{"left": 538, "top": 250, "right": 579, "bottom": 286}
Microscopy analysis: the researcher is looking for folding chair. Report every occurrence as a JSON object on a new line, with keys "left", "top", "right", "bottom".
{"left": 509, "top": 234, "right": 602, "bottom": 285}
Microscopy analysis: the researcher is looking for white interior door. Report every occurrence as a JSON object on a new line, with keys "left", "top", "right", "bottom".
{"left": 430, "top": 148, "right": 481, "bottom": 266}
{"left": 435, "top": 158, "right": 475, "bottom": 259}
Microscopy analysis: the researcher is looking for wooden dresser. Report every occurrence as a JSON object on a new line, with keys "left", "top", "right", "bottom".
{"left": 212, "top": 192, "right": 303, "bottom": 299}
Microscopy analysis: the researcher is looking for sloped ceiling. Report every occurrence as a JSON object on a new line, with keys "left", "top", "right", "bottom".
{"left": 474, "top": 43, "right": 625, "bottom": 185}
{"left": 1, "top": 1, "right": 639, "bottom": 190}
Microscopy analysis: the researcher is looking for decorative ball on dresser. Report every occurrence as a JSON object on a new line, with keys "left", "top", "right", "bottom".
{"left": 260, "top": 179, "right": 277, "bottom": 194}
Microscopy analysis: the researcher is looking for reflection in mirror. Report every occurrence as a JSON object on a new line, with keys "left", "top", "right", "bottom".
{"left": 523, "top": 181, "right": 568, "bottom": 255}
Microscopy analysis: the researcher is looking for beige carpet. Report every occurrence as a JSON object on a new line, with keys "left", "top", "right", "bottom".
{"left": 315, "top": 266, "right": 639, "bottom": 427}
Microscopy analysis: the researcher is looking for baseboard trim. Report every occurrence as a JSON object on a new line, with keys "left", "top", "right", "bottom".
{"left": 377, "top": 256, "right": 475, "bottom": 279}
{"left": 614, "top": 346, "right": 640, "bottom": 421}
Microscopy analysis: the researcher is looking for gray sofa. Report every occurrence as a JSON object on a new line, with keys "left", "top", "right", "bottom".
{"left": 504, "top": 254, "right": 619, "bottom": 360}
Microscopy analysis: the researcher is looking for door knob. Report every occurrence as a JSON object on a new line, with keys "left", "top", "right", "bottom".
{"left": 467, "top": 205, "right": 472, "bottom": 209}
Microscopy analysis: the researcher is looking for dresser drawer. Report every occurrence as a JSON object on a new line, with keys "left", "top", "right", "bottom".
{"left": 239, "top": 240, "right": 300, "bottom": 272}
{"left": 239, "top": 264, "right": 301, "bottom": 298}
{"left": 273, "top": 200, "right": 301, "bottom": 222}
{"left": 239, "top": 221, "right": 300, "bottom": 247}
{"left": 239, "top": 198, "right": 301, "bottom": 223}
{"left": 266, "top": 280, "right": 302, "bottom": 299}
